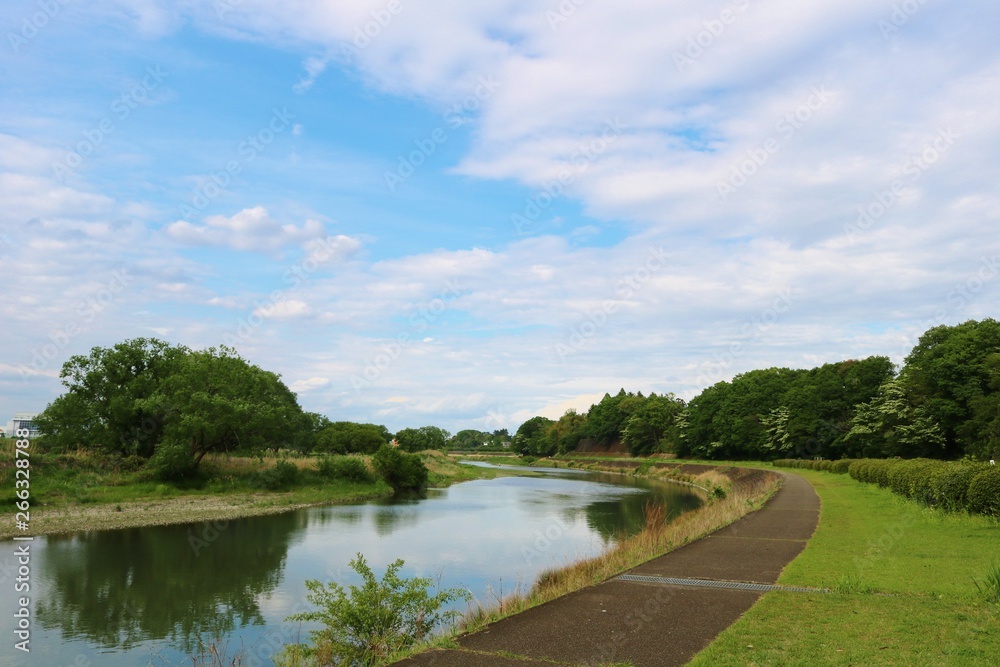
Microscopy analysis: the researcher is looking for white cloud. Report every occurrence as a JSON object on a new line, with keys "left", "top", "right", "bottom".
{"left": 291, "top": 377, "right": 331, "bottom": 393}
{"left": 165, "top": 206, "right": 327, "bottom": 253}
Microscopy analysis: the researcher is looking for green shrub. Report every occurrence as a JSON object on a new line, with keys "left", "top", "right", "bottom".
{"left": 967, "top": 468, "right": 1000, "bottom": 516}
{"left": 278, "top": 553, "right": 469, "bottom": 665}
{"left": 316, "top": 456, "right": 374, "bottom": 484}
{"left": 930, "top": 462, "right": 984, "bottom": 511}
{"left": 371, "top": 445, "right": 428, "bottom": 491}
{"left": 146, "top": 443, "right": 196, "bottom": 481}
{"left": 830, "top": 459, "right": 854, "bottom": 474}
{"left": 256, "top": 460, "right": 301, "bottom": 490}
{"left": 849, "top": 459, "right": 868, "bottom": 482}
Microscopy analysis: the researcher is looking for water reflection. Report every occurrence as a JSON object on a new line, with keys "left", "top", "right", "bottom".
{"left": 11, "top": 465, "right": 702, "bottom": 665}
{"left": 36, "top": 511, "right": 307, "bottom": 651}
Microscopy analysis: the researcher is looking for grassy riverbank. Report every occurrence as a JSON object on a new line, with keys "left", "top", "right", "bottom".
{"left": 0, "top": 445, "right": 504, "bottom": 540}
{"left": 690, "top": 468, "right": 1000, "bottom": 666}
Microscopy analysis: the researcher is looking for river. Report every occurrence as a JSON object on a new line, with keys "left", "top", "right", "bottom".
{"left": 0, "top": 463, "right": 702, "bottom": 666}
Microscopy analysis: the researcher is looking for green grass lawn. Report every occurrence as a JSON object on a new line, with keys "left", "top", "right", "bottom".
{"left": 689, "top": 469, "right": 1000, "bottom": 666}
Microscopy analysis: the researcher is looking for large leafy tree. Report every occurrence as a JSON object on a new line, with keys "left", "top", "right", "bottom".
{"left": 35, "top": 338, "right": 187, "bottom": 455}
{"left": 962, "top": 352, "right": 1000, "bottom": 460}
{"left": 145, "top": 346, "right": 308, "bottom": 473}
{"left": 779, "top": 357, "right": 895, "bottom": 458}
{"left": 901, "top": 319, "right": 1000, "bottom": 458}
{"left": 547, "top": 409, "right": 589, "bottom": 455}
{"left": 586, "top": 389, "right": 641, "bottom": 445}
{"left": 394, "top": 426, "right": 450, "bottom": 452}
{"left": 315, "top": 422, "right": 391, "bottom": 454}
{"left": 511, "top": 416, "right": 555, "bottom": 456}
{"left": 621, "top": 393, "right": 685, "bottom": 456}
{"left": 844, "top": 378, "right": 946, "bottom": 458}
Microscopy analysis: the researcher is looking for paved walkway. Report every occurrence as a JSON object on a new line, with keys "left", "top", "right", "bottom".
{"left": 395, "top": 472, "right": 820, "bottom": 667}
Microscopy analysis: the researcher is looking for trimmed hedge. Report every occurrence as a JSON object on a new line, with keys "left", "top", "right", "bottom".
{"left": 772, "top": 459, "right": 856, "bottom": 474}
{"left": 776, "top": 457, "right": 999, "bottom": 516}
{"left": 968, "top": 467, "right": 1000, "bottom": 516}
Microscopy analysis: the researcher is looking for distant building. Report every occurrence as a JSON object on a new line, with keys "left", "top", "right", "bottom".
{"left": 6, "top": 413, "right": 41, "bottom": 439}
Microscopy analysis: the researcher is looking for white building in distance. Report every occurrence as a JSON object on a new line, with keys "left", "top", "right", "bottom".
{"left": 6, "top": 413, "right": 41, "bottom": 439}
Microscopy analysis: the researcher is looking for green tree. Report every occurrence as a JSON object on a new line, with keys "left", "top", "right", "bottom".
{"left": 145, "top": 346, "right": 307, "bottom": 477}
{"left": 621, "top": 393, "right": 685, "bottom": 456}
{"left": 315, "top": 422, "right": 391, "bottom": 455}
{"left": 448, "top": 429, "right": 491, "bottom": 450}
{"left": 586, "top": 389, "right": 639, "bottom": 445}
{"left": 901, "top": 319, "right": 1000, "bottom": 457}
{"left": 35, "top": 338, "right": 187, "bottom": 456}
{"left": 779, "top": 357, "right": 895, "bottom": 459}
{"left": 760, "top": 405, "right": 792, "bottom": 456}
{"left": 394, "top": 426, "right": 450, "bottom": 452}
{"left": 371, "top": 445, "right": 428, "bottom": 490}
{"left": 511, "top": 416, "right": 555, "bottom": 456}
{"left": 961, "top": 352, "right": 1000, "bottom": 460}
{"left": 547, "top": 409, "right": 589, "bottom": 454}
{"left": 844, "top": 378, "right": 946, "bottom": 458}
{"left": 280, "top": 554, "right": 468, "bottom": 666}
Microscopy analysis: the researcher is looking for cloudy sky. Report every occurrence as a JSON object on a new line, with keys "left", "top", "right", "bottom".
{"left": 1, "top": 0, "right": 998, "bottom": 434}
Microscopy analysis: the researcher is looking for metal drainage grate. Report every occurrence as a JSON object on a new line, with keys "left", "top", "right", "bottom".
{"left": 616, "top": 574, "right": 827, "bottom": 594}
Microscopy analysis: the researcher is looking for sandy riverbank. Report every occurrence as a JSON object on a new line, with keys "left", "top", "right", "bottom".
{"left": 0, "top": 489, "right": 389, "bottom": 540}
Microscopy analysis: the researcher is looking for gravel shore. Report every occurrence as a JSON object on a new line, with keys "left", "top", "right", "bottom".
{"left": 1, "top": 491, "right": 385, "bottom": 540}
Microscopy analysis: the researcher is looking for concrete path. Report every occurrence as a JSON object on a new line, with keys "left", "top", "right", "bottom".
{"left": 395, "top": 473, "right": 819, "bottom": 667}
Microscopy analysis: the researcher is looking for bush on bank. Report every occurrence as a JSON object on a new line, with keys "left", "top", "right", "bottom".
{"left": 773, "top": 458, "right": 1000, "bottom": 516}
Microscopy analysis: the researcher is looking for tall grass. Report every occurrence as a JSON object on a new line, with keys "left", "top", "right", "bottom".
{"left": 973, "top": 562, "right": 1000, "bottom": 605}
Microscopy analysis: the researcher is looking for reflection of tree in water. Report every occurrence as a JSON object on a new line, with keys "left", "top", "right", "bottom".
{"left": 371, "top": 494, "right": 425, "bottom": 537}
{"left": 584, "top": 492, "right": 650, "bottom": 541}
{"left": 583, "top": 484, "right": 703, "bottom": 542}
{"left": 36, "top": 511, "right": 307, "bottom": 651}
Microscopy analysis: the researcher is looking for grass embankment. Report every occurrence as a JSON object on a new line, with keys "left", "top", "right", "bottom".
{"left": 395, "top": 463, "right": 782, "bottom": 664}
{"left": 690, "top": 468, "right": 1000, "bottom": 666}
{"left": 0, "top": 443, "right": 504, "bottom": 539}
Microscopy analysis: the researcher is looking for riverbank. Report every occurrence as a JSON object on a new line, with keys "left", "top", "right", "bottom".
{"left": 0, "top": 450, "right": 506, "bottom": 540}
{"left": 389, "top": 462, "right": 783, "bottom": 665}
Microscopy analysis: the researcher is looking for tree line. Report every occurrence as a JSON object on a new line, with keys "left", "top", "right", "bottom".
{"left": 512, "top": 318, "right": 1000, "bottom": 461}
{"left": 33, "top": 338, "right": 500, "bottom": 481}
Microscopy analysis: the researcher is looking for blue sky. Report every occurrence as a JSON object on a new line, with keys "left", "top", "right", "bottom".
{"left": 2, "top": 0, "right": 999, "bottom": 434}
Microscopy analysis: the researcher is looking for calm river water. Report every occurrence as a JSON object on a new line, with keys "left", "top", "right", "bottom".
{"left": 0, "top": 463, "right": 701, "bottom": 666}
